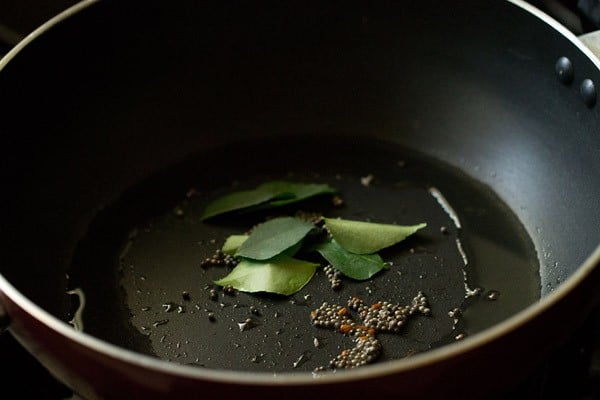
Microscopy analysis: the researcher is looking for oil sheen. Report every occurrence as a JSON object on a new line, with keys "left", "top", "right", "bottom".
{"left": 66, "top": 136, "right": 540, "bottom": 372}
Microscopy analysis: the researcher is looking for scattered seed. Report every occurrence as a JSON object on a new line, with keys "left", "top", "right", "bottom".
{"left": 200, "top": 249, "right": 239, "bottom": 268}
{"left": 174, "top": 207, "right": 184, "bottom": 218}
{"left": 238, "top": 318, "right": 256, "bottom": 332}
{"left": 448, "top": 308, "right": 462, "bottom": 319}
{"left": 332, "top": 195, "right": 344, "bottom": 207}
{"left": 152, "top": 319, "right": 169, "bottom": 327}
{"left": 311, "top": 292, "right": 431, "bottom": 370}
{"left": 207, "top": 312, "right": 216, "bottom": 322}
{"left": 209, "top": 289, "right": 219, "bottom": 301}
{"left": 329, "top": 333, "right": 381, "bottom": 369}
{"left": 250, "top": 305, "right": 261, "bottom": 316}
{"left": 323, "top": 264, "right": 342, "bottom": 290}
{"left": 360, "top": 174, "right": 374, "bottom": 187}
{"left": 486, "top": 290, "right": 500, "bottom": 301}
{"left": 182, "top": 291, "right": 191, "bottom": 301}
{"left": 455, "top": 332, "right": 467, "bottom": 341}
{"left": 223, "top": 285, "right": 236, "bottom": 296}
{"left": 440, "top": 226, "right": 449, "bottom": 235}
{"left": 311, "top": 302, "right": 353, "bottom": 330}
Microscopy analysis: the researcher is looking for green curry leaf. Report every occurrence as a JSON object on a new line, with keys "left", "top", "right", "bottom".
{"left": 200, "top": 185, "right": 292, "bottom": 221}
{"left": 324, "top": 218, "right": 426, "bottom": 254}
{"left": 222, "top": 235, "right": 249, "bottom": 255}
{"left": 224, "top": 233, "right": 303, "bottom": 257}
{"left": 206, "top": 181, "right": 429, "bottom": 296}
{"left": 236, "top": 217, "right": 314, "bottom": 260}
{"left": 200, "top": 181, "right": 336, "bottom": 220}
{"left": 214, "top": 255, "right": 319, "bottom": 296}
{"left": 263, "top": 181, "right": 337, "bottom": 207}
{"left": 314, "top": 239, "right": 388, "bottom": 280}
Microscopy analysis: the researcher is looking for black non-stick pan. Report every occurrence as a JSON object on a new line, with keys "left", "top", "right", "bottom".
{"left": 0, "top": 0, "right": 599, "bottom": 398}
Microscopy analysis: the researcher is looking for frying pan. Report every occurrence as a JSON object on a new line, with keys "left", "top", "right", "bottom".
{"left": 1, "top": 0, "right": 599, "bottom": 398}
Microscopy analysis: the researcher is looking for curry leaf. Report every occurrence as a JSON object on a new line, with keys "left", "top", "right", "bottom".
{"left": 236, "top": 217, "right": 314, "bottom": 260}
{"left": 200, "top": 186, "right": 292, "bottom": 221}
{"left": 223, "top": 234, "right": 303, "bottom": 257}
{"left": 324, "top": 218, "right": 426, "bottom": 254}
{"left": 314, "top": 239, "right": 387, "bottom": 280}
{"left": 214, "top": 256, "right": 319, "bottom": 296}
{"left": 283, "top": 240, "right": 303, "bottom": 257}
{"left": 200, "top": 181, "right": 337, "bottom": 220}
{"left": 263, "top": 181, "right": 337, "bottom": 207}
{"left": 222, "top": 235, "right": 249, "bottom": 255}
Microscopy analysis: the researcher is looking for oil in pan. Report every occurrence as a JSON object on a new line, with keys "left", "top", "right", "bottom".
{"left": 66, "top": 135, "right": 540, "bottom": 372}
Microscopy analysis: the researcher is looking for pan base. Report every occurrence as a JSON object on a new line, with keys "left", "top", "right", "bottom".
{"left": 66, "top": 136, "right": 540, "bottom": 372}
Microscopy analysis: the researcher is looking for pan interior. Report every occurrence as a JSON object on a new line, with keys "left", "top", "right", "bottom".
{"left": 65, "top": 135, "right": 540, "bottom": 372}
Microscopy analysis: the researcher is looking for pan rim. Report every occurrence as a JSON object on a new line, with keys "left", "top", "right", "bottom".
{"left": 1, "top": 247, "right": 598, "bottom": 385}
{"left": 0, "top": 0, "right": 599, "bottom": 387}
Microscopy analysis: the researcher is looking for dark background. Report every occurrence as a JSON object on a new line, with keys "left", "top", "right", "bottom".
{"left": 0, "top": 1, "right": 598, "bottom": 398}
{"left": 1, "top": 0, "right": 600, "bottom": 51}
